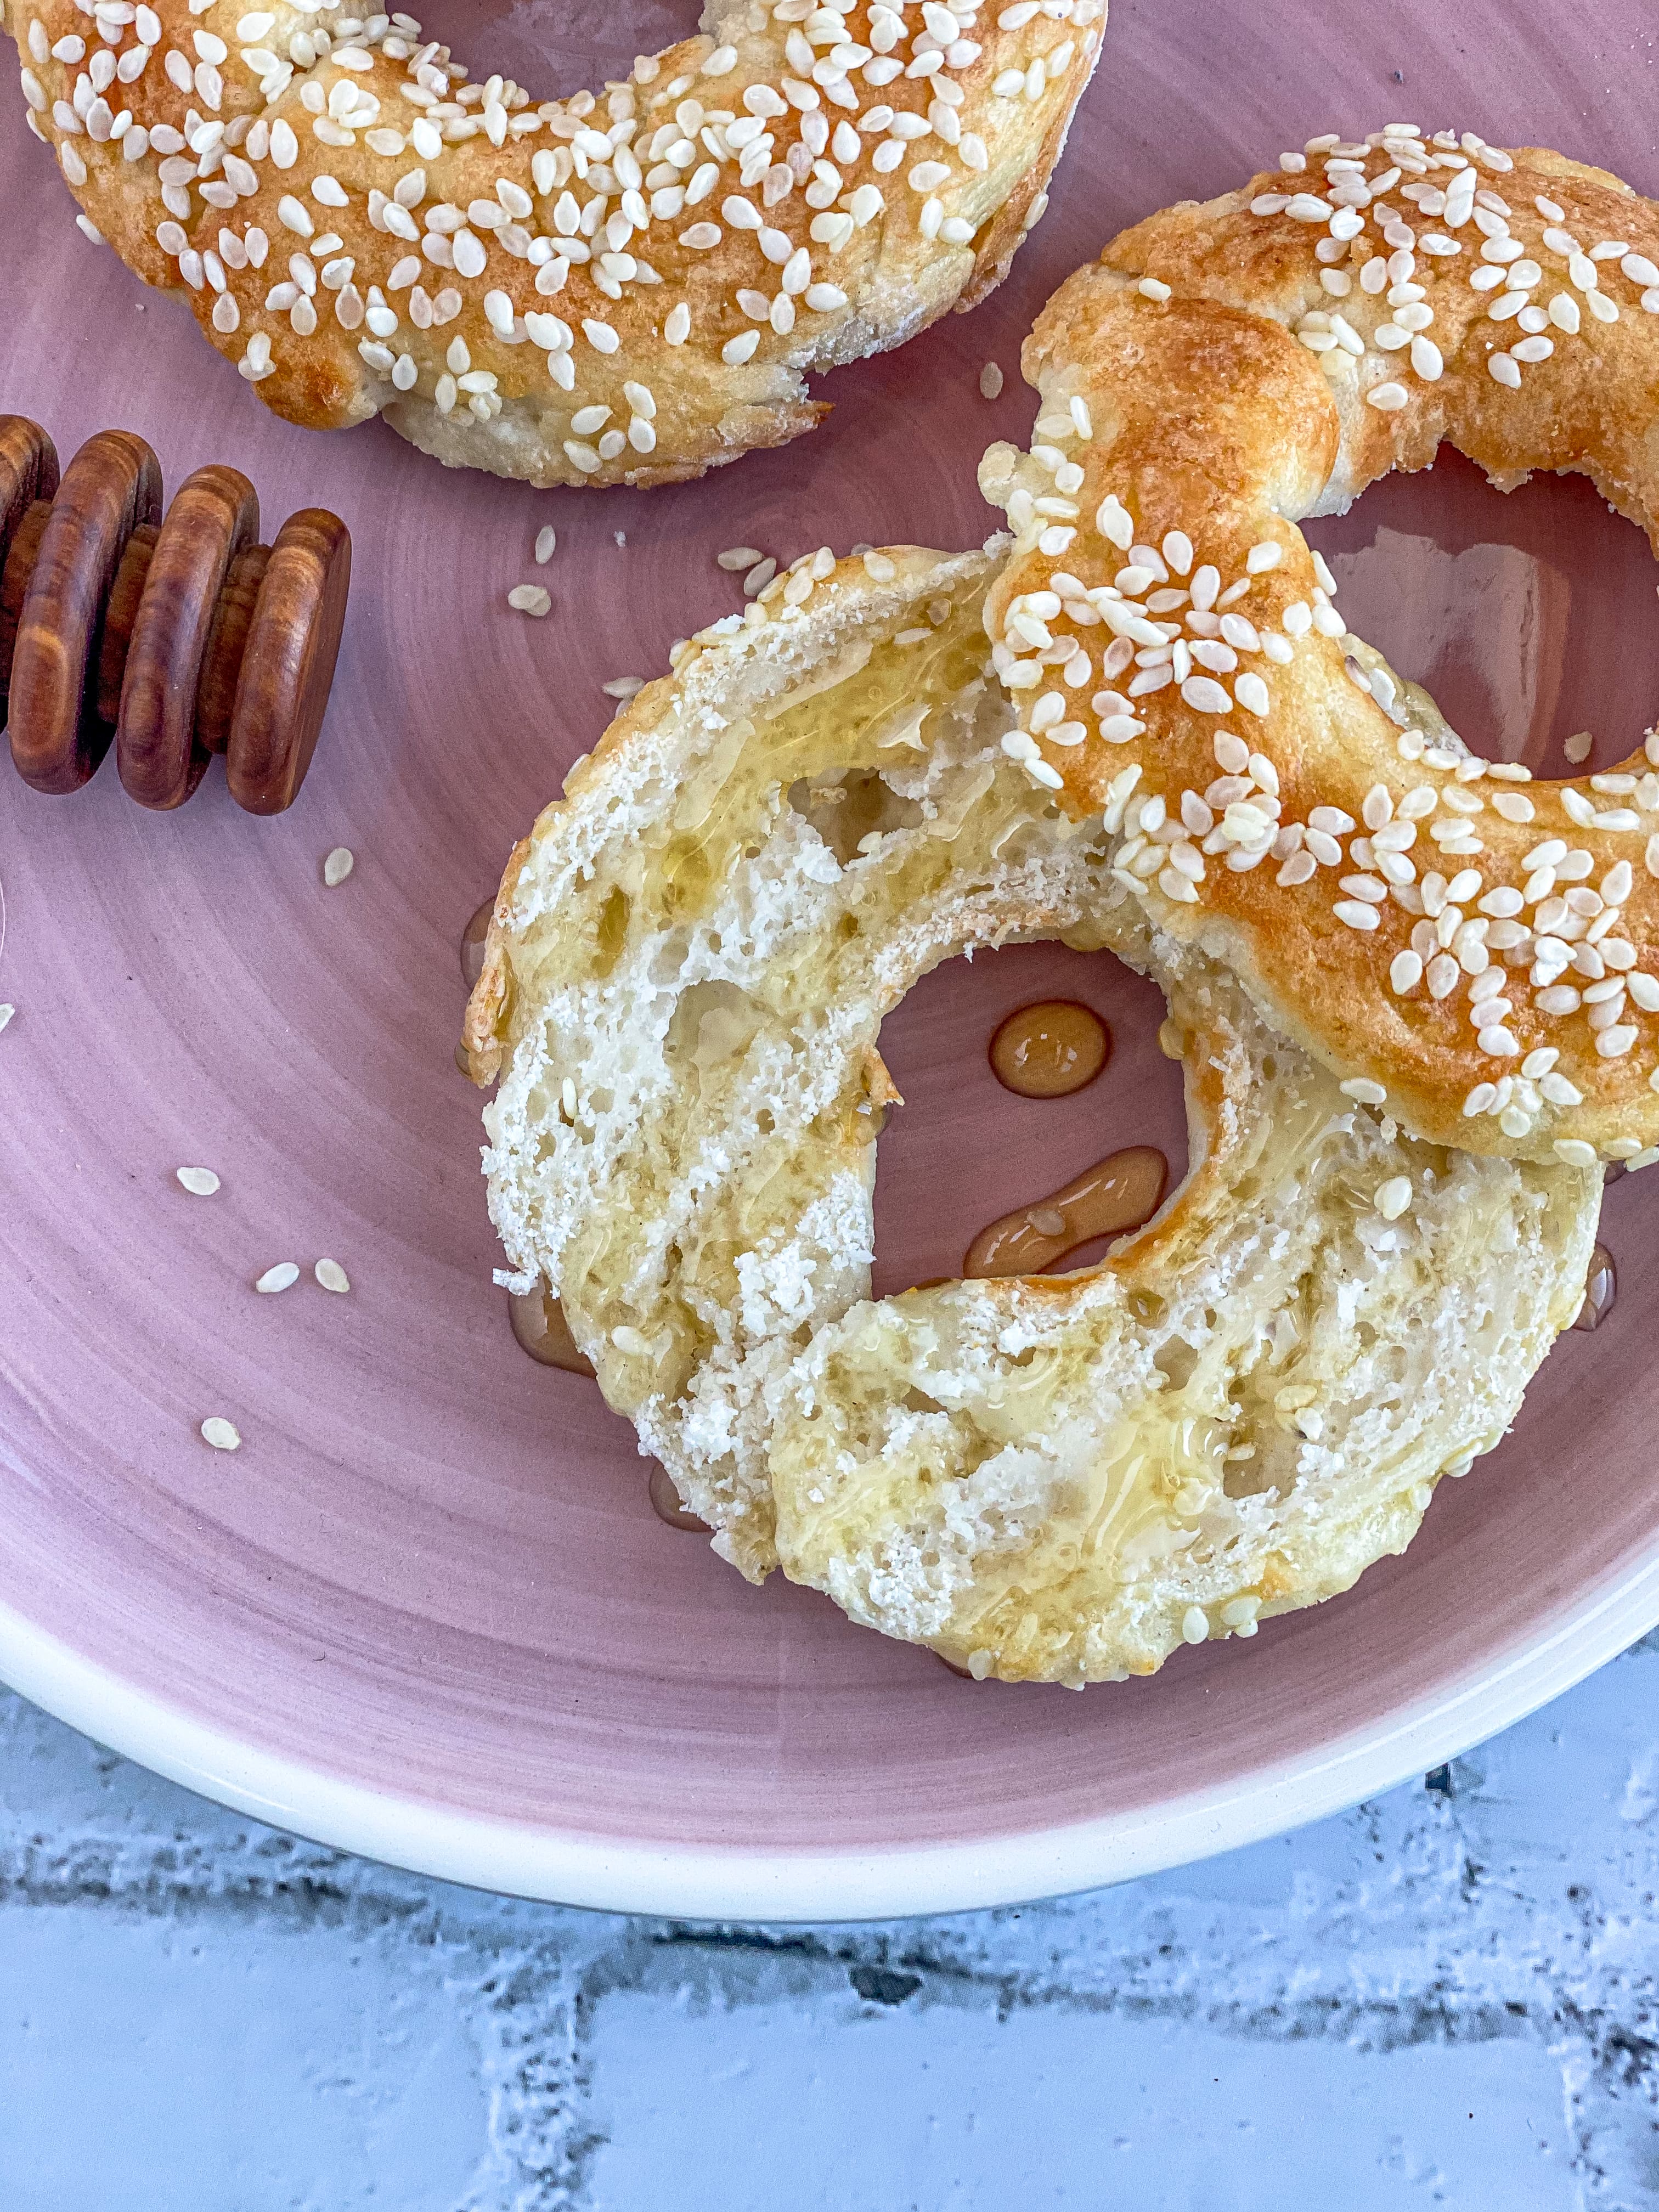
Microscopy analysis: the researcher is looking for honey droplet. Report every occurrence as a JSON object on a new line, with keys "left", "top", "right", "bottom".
{"left": 1573, "top": 1242, "right": 1616, "bottom": 1333}
{"left": 649, "top": 1461, "right": 711, "bottom": 1532}
{"left": 989, "top": 1000, "right": 1109, "bottom": 1099}
{"left": 460, "top": 896, "right": 494, "bottom": 991}
{"left": 964, "top": 1146, "right": 1167, "bottom": 1279}
{"left": 509, "top": 1285, "right": 596, "bottom": 1375}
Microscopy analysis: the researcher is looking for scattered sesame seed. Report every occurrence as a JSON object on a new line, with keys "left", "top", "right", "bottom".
{"left": 200, "top": 1417, "right": 241, "bottom": 1452}
{"left": 176, "top": 1166, "right": 221, "bottom": 1197}
{"left": 534, "top": 526, "right": 557, "bottom": 566}
{"left": 255, "top": 1262, "right": 301, "bottom": 1294}
{"left": 1340, "top": 1077, "right": 1388, "bottom": 1104}
{"left": 314, "top": 1258, "right": 351, "bottom": 1294}
{"left": 322, "top": 847, "right": 354, "bottom": 887}
{"left": 602, "top": 676, "right": 645, "bottom": 699}
{"left": 508, "top": 585, "right": 552, "bottom": 618}
{"left": 1563, "top": 731, "right": 1593, "bottom": 764}
{"left": 717, "top": 546, "right": 764, "bottom": 571}
{"left": 979, "top": 361, "right": 1005, "bottom": 399}
{"left": 0, "top": 1006, "right": 13, "bottom": 1034}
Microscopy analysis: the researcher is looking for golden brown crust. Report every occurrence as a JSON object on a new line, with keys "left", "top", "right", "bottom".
{"left": 981, "top": 131, "right": 1659, "bottom": 1169}
{"left": 11, "top": 0, "right": 1101, "bottom": 487}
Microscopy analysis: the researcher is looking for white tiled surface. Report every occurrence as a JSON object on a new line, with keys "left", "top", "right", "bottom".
{"left": 2, "top": 1635, "right": 1656, "bottom": 2208}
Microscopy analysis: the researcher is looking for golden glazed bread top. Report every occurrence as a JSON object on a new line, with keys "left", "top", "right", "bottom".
{"left": 980, "top": 129, "right": 1659, "bottom": 1169}
{"left": 10, "top": 0, "right": 1100, "bottom": 486}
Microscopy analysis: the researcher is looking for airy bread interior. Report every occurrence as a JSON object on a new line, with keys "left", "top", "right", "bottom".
{"left": 467, "top": 546, "right": 1600, "bottom": 1682}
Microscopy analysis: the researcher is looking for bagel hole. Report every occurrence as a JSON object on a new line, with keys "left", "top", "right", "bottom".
{"left": 1303, "top": 445, "right": 1659, "bottom": 776}
{"left": 416, "top": 0, "right": 702, "bottom": 104}
{"left": 868, "top": 942, "right": 1188, "bottom": 1300}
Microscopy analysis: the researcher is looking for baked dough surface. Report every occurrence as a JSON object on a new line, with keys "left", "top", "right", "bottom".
{"left": 982, "top": 133, "right": 1659, "bottom": 1167}
{"left": 7, "top": 0, "right": 1099, "bottom": 485}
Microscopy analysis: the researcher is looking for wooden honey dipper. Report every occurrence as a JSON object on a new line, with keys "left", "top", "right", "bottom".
{"left": 0, "top": 416, "right": 349, "bottom": 815}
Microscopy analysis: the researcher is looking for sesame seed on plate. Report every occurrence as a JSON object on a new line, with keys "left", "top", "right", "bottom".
{"left": 323, "top": 847, "right": 354, "bottom": 887}
{"left": 314, "top": 1258, "right": 351, "bottom": 1294}
{"left": 717, "top": 546, "right": 764, "bottom": 571}
{"left": 176, "top": 1166, "right": 221, "bottom": 1196}
{"left": 602, "top": 676, "right": 645, "bottom": 698}
{"left": 979, "top": 362, "right": 1005, "bottom": 399}
{"left": 508, "top": 585, "right": 552, "bottom": 617}
{"left": 200, "top": 1417, "right": 241, "bottom": 1452}
{"left": 255, "top": 1262, "right": 301, "bottom": 1294}
{"left": 534, "top": 526, "right": 557, "bottom": 565}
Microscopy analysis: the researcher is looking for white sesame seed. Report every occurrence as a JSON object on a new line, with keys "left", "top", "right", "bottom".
{"left": 314, "top": 1257, "right": 351, "bottom": 1294}
{"left": 508, "top": 585, "right": 552, "bottom": 617}
{"left": 200, "top": 1417, "right": 241, "bottom": 1452}
{"left": 1374, "top": 1175, "right": 1412, "bottom": 1220}
{"left": 1389, "top": 950, "right": 1423, "bottom": 994}
{"left": 602, "top": 677, "right": 645, "bottom": 700}
{"left": 979, "top": 361, "right": 1005, "bottom": 399}
{"left": 1181, "top": 676, "right": 1232, "bottom": 714}
{"left": 1596, "top": 1026, "right": 1639, "bottom": 1058}
{"left": 1366, "top": 381, "right": 1409, "bottom": 410}
{"left": 322, "top": 846, "right": 354, "bottom": 887}
{"left": 1334, "top": 900, "right": 1379, "bottom": 932}
{"left": 1340, "top": 1077, "right": 1388, "bottom": 1104}
{"left": 176, "top": 1166, "right": 221, "bottom": 1197}
{"left": 0, "top": 1006, "right": 13, "bottom": 1034}
{"left": 1180, "top": 1605, "right": 1207, "bottom": 1645}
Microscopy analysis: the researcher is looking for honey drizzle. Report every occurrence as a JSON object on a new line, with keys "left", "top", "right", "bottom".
{"left": 1573, "top": 1242, "right": 1617, "bottom": 1332}
{"left": 509, "top": 1285, "right": 595, "bottom": 1376}
{"left": 988, "top": 998, "right": 1109, "bottom": 1099}
{"left": 964, "top": 1146, "right": 1167, "bottom": 1278}
{"left": 649, "top": 1462, "right": 712, "bottom": 1533}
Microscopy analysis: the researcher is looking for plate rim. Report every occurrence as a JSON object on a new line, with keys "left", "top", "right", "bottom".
{"left": 4, "top": 1541, "right": 1655, "bottom": 1920}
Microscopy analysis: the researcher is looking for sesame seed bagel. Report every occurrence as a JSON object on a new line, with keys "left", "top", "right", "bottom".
{"left": 462, "top": 540, "right": 1598, "bottom": 1684}
{"left": 9, "top": 0, "right": 1100, "bottom": 487}
{"left": 979, "top": 128, "right": 1659, "bottom": 1171}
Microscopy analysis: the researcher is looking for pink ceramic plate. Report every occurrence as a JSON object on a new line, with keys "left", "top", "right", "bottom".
{"left": 3, "top": 1, "right": 1657, "bottom": 1920}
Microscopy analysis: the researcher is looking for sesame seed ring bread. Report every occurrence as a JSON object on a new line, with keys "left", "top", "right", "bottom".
{"left": 978, "top": 128, "right": 1659, "bottom": 1173}
{"left": 461, "top": 542, "right": 1598, "bottom": 1684}
{"left": 8, "top": 0, "right": 1099, "bottom": 488}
